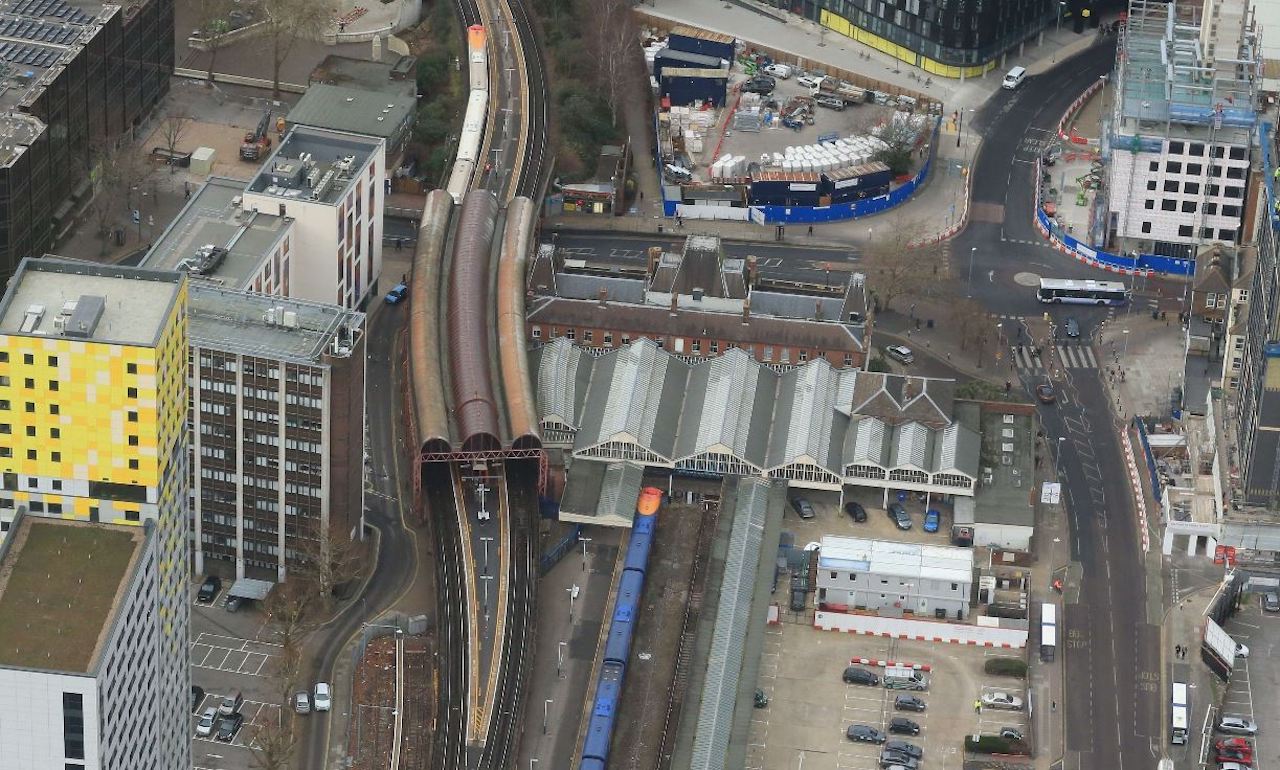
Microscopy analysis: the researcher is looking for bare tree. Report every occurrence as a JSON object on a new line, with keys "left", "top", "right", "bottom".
{"left": 293, "top": 525, "right": 367, "bottom": 608}
{"left": 158, "top": 112, "right": 192, "bottom": 174}
{"left": 861, "top": 215, "right": 945, "bottom": 313}
{"left": 590, "top": 0, "right": 637, "bottom": 125}
{"left": 190, "top": 0, "right": 236, "bottom": 84}
{"left": 86, "top": 141, "right": 152, "bottom": 255}
{"left": 261, "top": 0, "right": 335, "bottom": 100}
{"left": 248, "top": 712, "right": 297, "bottom": 770}
{"left": 947, "top": 298, "right": 991, "bottom": 352}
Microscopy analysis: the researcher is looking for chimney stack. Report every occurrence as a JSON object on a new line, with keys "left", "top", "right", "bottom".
{"left": 742, "top": 300, "right": 751, "bottom": 325}
{"left": 670, "top": 293, "right": 678, "bottom": 316}
{"left": 648, "top": 246, "right": 663, "bottom": 278}
{"left": 597, "top": 287, "right": 608, "bottom": 307}
{"left": 747, "top": 255, "right": 758, "bottom": 287}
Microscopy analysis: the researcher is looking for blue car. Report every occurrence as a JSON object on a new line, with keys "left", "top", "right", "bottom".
{"left": 384, "top": 284, "right": 408, "bottom": 304}
{"left": 923, "top": 509, "right": 940, "bottom": 533}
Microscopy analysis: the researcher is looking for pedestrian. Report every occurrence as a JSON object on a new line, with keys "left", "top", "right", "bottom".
{"left": 640, "top": 191, "right": 644, "bottom": 200}
{"left": 974, "top": 699, "right": 982, "bottom": 713}
{"left": 808, "top": 225, "right": 814, "bottom": 236}
{"left": 1052, "top": 700, "right": 1057, "bottom": 711}
{"left": 1175, "top": 644, "right": 1182, "bottom": 657}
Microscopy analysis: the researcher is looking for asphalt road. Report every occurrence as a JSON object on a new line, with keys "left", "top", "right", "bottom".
{"left": 961, "top": 39, "right": 1164, "bottom": 769}
{"left": 297, "top": 301, "right": 418, "bottom": 770}
{"left": 545, "top": 230, "right": 861, "bottom": 284}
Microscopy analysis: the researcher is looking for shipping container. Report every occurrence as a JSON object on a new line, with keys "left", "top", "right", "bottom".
{"left": 824, "top": 162, "right": 892, "bottom": 203}
{"left": 653, "top": 47, "right": 726, "bottom": 79}
{"left": 749, "top": 171, "right": 823, "bottom": 205}
{"left": 668, "top": 25, "right": 735, "bottom": 63}
{"left": 661, "top": 71, "right": 728, "bottom": 107}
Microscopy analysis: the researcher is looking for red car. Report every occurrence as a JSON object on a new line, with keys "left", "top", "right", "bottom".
{"left": 1217, "top": 738, "right": 1252, "bottom": 752}
{"left": 1217, "top": 748, "right": 1253, "bottom": 764}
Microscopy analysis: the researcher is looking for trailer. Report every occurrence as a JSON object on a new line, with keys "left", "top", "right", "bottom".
{"left": 811, "top": 76, "right": 870, "bottom": 105}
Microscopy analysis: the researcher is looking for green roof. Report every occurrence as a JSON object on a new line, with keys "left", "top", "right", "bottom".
{"left": 285, "top": 84, "right": 415, "bottom": 140}
{"left": 0, "top": 517, "right": 144, "bottom": 673}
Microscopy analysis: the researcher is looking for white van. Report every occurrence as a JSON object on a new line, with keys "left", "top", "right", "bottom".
{"left": 1002, "top": 66, "right": 1027, "bottom": 90}
{"left": 763, "top": 63, "right": 793, "bottom": 79}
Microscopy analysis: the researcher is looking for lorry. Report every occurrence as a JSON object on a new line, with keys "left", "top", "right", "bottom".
{"left": 810, "top": 75, "right": 870, "bottom": 105}
{"left": 240, "top": 110, "right": 273, "bottom": 162}
{"left": 883, "top": 666, "right": 929, "bottom": 691}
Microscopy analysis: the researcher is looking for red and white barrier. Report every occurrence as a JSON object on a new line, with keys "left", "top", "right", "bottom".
{"left": 849, "top": 657, "right": 932, "bottom": 671}
{"left": 1121, "top": 429, "right": 1151, "bottom": 552}
{"left": 1056, "top": 79, "right": 1105, "bottom": 143}
{"left": 814, "top": 612, "right": 1028, "bottom": 648}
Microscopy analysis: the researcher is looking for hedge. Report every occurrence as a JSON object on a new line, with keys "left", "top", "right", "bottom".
{"left": 983, "top": 657, "right": 1028, "bottom": 677}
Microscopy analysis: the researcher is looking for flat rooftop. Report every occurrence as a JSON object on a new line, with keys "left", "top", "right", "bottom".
{"left": 246, "top": 126, "right": 382, "bottom": 207}
{"left": 0, "top": 258, "right": 181, "bottom": 346}
{"left": 285, "top": 83, "right": 414, "bottom": 140}
{"left": 959, "top": 403, "right": 1036, "bottom": 527}
{"left": 189, "top": 283, "right": 364, "bottom": 363}
{"left": 818, "top": 534, "right": 973, "bottom": 583}
{"left": 143, "top": 176, "right": 291, "bottom": 289}
{"left": 0, "top": 516, "right": 144, "bottom": 673}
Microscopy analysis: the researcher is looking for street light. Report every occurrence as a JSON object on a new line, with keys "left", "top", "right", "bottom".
{"left": 967, "top": 247, "right": 977, "bottom": 296}
{"left": 1122, "top": 329, "right": 1131, "bottom": 361}
{"left": 567, "top": 584, "right": 578, "bottom": 623}
{"left": 480, "top": 536, "right": 494, "bottom": 573}
{"left": 1056, "top": 0, "right": 1067, "bottom": 36}
{"left": 579, "top": 536, "right": 592, "bottom": 572}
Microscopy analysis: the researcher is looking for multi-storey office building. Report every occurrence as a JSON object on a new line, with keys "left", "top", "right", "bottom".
{"left": 0, "top": 258, "right": 190, "bottom": 769}
{"left": 0, "top": 514, "right": 167, "bottom": 770}
{"left": 189, "top": 285, "right": 366, "bottom": 580}
{"left": 1104, "top": 0, "right": 1260, "bottom": 258}
{"left": 0, "top": 0, "right": 173, "bottom": 278}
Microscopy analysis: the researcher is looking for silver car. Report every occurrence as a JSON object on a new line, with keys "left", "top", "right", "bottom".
{"left": 195, "top": 707, "right": 218, "bottom": 738}
{"left": 294, "top": 692, "right": 311, "bottom": 714}
{"left": 1217, "top": 716, "right": 1258, "bottom": 735}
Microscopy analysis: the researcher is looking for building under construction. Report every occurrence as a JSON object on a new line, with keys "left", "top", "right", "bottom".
{"left": 1103, "top": 0, "right": 1263, "bottom": 259}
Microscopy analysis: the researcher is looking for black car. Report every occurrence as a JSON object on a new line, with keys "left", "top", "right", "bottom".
{"left": 844, "top": 501, "right": 867, "bottom": 523}
{"left": 885, "top": 740, "right": 923, "bottom": 759}
{"left": 197, "top": 575, "right": 222, "bottom": 603}
{"left": 879, "top": 751, "right": 919, "bottom": 769}
{"left": 215, "top": 712, "right": 244, "bottom": 742}
{"left": 191, "top": 686, "right": 205, "bottom": 713}
{"left": 1065, "top": 318, "right": 1080, "bottom": 338}
{"left": 790, "top": 497, "right": 815, "bottom": 519}
{"left": 743, "top": 77, "right": 775, "bottom": 95}
{"left": 888, "top": 503, "right": 912, "bottom": 531}
{"left": 846, "top": 724, "right": 886, "bottom": 743}
{"left": 888, "top": 717, "right": 920, "bottom": 735}
{"left": 894, "top": 695, "right": 926, "bottom": 712}
{"left": 1263, "top": 592, "right": 1280, "bottom": 612}
{"left": 842, "top": 666, "right": 879, "bottom": 686}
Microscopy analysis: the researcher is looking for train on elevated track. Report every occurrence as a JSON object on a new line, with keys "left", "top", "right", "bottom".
{"left": 446, "top": 24, "right": 490, "bottom": 203}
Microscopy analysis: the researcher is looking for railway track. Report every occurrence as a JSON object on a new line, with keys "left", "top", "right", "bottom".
{"left": 506, "top": 0, "right": 549, "bottom": 199}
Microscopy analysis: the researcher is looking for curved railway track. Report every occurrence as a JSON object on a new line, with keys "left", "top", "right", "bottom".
{"left": 507, "top": 0, "right": 549, "bottom": 199}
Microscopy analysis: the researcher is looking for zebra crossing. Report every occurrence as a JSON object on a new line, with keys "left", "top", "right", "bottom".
{"left": 1010, "top": 344, "right": 1099, "bottom": 372}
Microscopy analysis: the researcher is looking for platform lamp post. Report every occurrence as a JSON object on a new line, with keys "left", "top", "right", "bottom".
{"left": 543, "top": 699, "right": 553, "bottom": 734}
{"left": 579, "top": 535, "right": 592, "bottom": 572}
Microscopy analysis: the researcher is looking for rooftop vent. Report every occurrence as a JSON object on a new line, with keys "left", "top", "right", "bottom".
{"left": 183, "top": 244, "right": 228, "bottom": 275}
{"left": 19, "top": 304, "right": 44, "bottom": 333}
{"left": 62, "top": 295, "right": 104, "bottom": 339}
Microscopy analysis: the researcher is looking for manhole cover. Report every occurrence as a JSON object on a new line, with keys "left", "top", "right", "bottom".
{"left": 1013, "top": 271, "right": 1041, "bottom": 287}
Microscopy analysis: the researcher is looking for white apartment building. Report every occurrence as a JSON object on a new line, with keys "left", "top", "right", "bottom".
{"left": 815, "top": 535, "right": 974, "bottom": 620}
{"left": 241, "top": 126, "right": 387, "bottom": 310}
{"left": 0, "top": 515, "right": 166, "bottom": 770}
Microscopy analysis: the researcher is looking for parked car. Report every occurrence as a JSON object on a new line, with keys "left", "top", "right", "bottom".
{"left": 1035, "top": 384, "right": 1057, "bottom": 404}
{"left": 790, "top": 497, "right": 816, "bottom": 519}
{"left": 797, "top": 75, "right": 821, "bottom": 89}
{"left": 879, "top": 751, "right": 919, "bottom": 769}
{"left": 923, "top": 510, "right": 940, "bottom": 533}
{"left": 888, "top": 503, "right": 912, "bottom": 531}
{"left": 846, "top": 724, "right": 887, "bottom": 743}
{"left": 225, "top": 595, "right": 243, "bottom": 613}
{"left": 845, "top": 501, "right": 867, "bottom": 523}
{"left": 195, "top": 707, "right": 218, "bottom": 738}
{"left": 1217, "top": 738, "right": 1252, "bottom": 751}
{"left": 218, "top": 691, "right": 243, "bottom": 717}
{"left": 754, "top": 688, "right": 770, "bottom": 708}
{"left": 981, "top": 691, "right": 1024, "bottom": 710}
{"left": 385, "top": 283, "right": 409, "bottom": 304}
{"left": 1218, "top": 716, "right": 1258, "bottom": 735}
{"left": 314, "top": 682, "right": 332, "bottom": 712}
{"left": 1264, "top": 592, "right": 1280, "bottom": 612}
{"left": 894, "top": 695, "right": 926, "bottom": 712}
{"left": 886, "top": 344, "right": 914, "bottom": 364}
{"left": 191, "top": 686, "right": 205, "bottom": 713}
{"left": 843, "top": 666, "right": 879, "bottom": 686}
{"left": 742, "top": 77, "right": 775, "bottom": 95}
{"left": 1219, "top": 763, "right": 1251, "bottom": 770}
{"left": 815, "top": 95, "right": 846, "bottom": 110}
{"left": 1065, "top": 317, "right": 1080, "bottom": 338}
{"left": 197, "top": 575, "right": 222, "bottom": 603}
{"left": 1000, "top": 727, "right": 1024, "bottom": 741}
{"left": 1217, "top": 747, "right": 1253, "bottom": 763}
{"left": 215, "top": 712, "right": 244, "bottom": 742}
{"left": 295, "top": 692, "right": 311, "bottom": 714}
{"left": 763, "top": 63, "right": 793, "bottom": 78}
{"left": 884, "top": 740, "right": 923, "bottom": 759}
{"left": 888, "top": 717, "right": 920, "bottom": 735}
{"left": 1235, "top": 642, "right": 1249, "bottom": 658}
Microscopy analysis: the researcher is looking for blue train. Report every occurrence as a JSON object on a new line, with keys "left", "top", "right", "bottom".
{"left": 580, "top": 487, "right": 663, "bottom": 769}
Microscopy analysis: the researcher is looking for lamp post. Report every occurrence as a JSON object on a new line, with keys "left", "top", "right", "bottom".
{"left": 967, "top": 247, "right": 977, "bottom": 296}
{"left": 567, "top": 585, "right": 578, "bottom": 623}
{"left": 1056, "top": 0, "right": 1067, "bottom": 36}
{"left": 579, "top": 536, "right": 592, "bottom": 572}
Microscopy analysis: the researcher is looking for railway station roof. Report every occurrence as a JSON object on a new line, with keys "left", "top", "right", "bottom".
{"left": 534, "top": 337, "right": 981, "bottom": 491}
{"left": 558, "top": 461, "right": 645, "bottom": 527}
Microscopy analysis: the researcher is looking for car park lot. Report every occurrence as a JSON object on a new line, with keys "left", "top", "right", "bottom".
{"left": 189, "top": 577, "right": 313, "bottom": 770}
{"left": 782, "top": 489, "right": 957, "bottom": 548}
{"left": 1217, "top": 593, "right": 1279, "bottom": 768}
{"left": 748, "top": 616, "right": 1009, "bottom": 770}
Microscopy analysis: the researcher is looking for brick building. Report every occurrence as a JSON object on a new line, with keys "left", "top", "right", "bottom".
{"left": 526, "top": 234, "right": 870, "bottom": 369}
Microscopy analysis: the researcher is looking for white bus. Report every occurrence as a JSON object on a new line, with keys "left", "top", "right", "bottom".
{"left": 1171, "top": 682, "right": 1189, "bottom": 745}
{"left": 1040, "top": 602, "right": 1058, "bottom": 662}
{"left": 1037, "top": 278, "right": 1131, "bottom": 306}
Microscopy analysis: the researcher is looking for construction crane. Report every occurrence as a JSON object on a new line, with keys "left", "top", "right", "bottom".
{"left": 240, "top": 110, "right": 272, "bottom": 162}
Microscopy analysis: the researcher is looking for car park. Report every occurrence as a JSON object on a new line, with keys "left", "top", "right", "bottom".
{"left": 1217, "top": 716, "right": 1258, "bottom": 735}
{"left": 790, "top": 497, "right": 816, "bottom": 519}
{"left": 815, "top": 95, "right": 846, "bottom": 110}
{"left": 845, "top": 501, "right": 867, "bottom": 523}
{"left": 846, "top": 724, "right": 887, "bottom": 743}
{"left": 384, "top": 284, "right": 408, "bottom": 304}
{"left": 923, "top": 510, "right": 940, "bottom": 533}
{"left": 197, "top": 575, "right": 222, "bottom": 603}
{"left": 215, "top": 712, "right": 244, "bottom": 742}
{"left": 314, "top": 682, "right": 332, "bottom": 712}
{"left": 884, "top": 740, "right": 923, "bottom": 759}
{"left": 842, "top": 666, "right": 879, "bottom": 686}
{"left": 894, "top": 695, "right": 926, "bottom": 712}
{"left": 981, "top": 691, "right": 1024, "bottom": 710}
{"left": 195, "top": 707, "right": 218, "bottom": 738}
{"left": 1264, "top": 592, "right": 1280, "bottom": 612}
{"left": 888, "top": 717, "right": 920, "bottom": 735}
{"left": 295, "top": 692, "right": 311, "bottom": 714}
{"left": 886, "top": 345, "right": 914, "bottom": 364}
{"left": 1036, "top": 384, "right": 1057, "bottom": 404}
{"left": 888, "top": 503, "right": 912, "bottom": 530}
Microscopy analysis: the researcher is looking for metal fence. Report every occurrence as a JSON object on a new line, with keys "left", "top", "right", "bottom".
{"left": 538, "top": 524, "right": 582, "bottom": 577}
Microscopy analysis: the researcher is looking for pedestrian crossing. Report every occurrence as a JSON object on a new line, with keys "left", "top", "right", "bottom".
{"left": 1009, "top": 344, "right": 1099, "bottom": 372}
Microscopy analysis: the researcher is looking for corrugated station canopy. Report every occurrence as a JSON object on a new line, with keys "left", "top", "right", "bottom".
{"left": 535, "top": 338, "right": 980, "bottom": 493}
{"left": 558, "top": 461, "right": 645, "bottom": 527}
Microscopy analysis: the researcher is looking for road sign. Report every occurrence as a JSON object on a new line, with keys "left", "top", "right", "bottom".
{"left": 1040, "top": 482, "right": 1061, "bottom": 504}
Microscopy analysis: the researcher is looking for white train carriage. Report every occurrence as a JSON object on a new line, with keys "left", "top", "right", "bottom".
{"left": 448, "top": 24, "right": 491, "bottom": 204}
